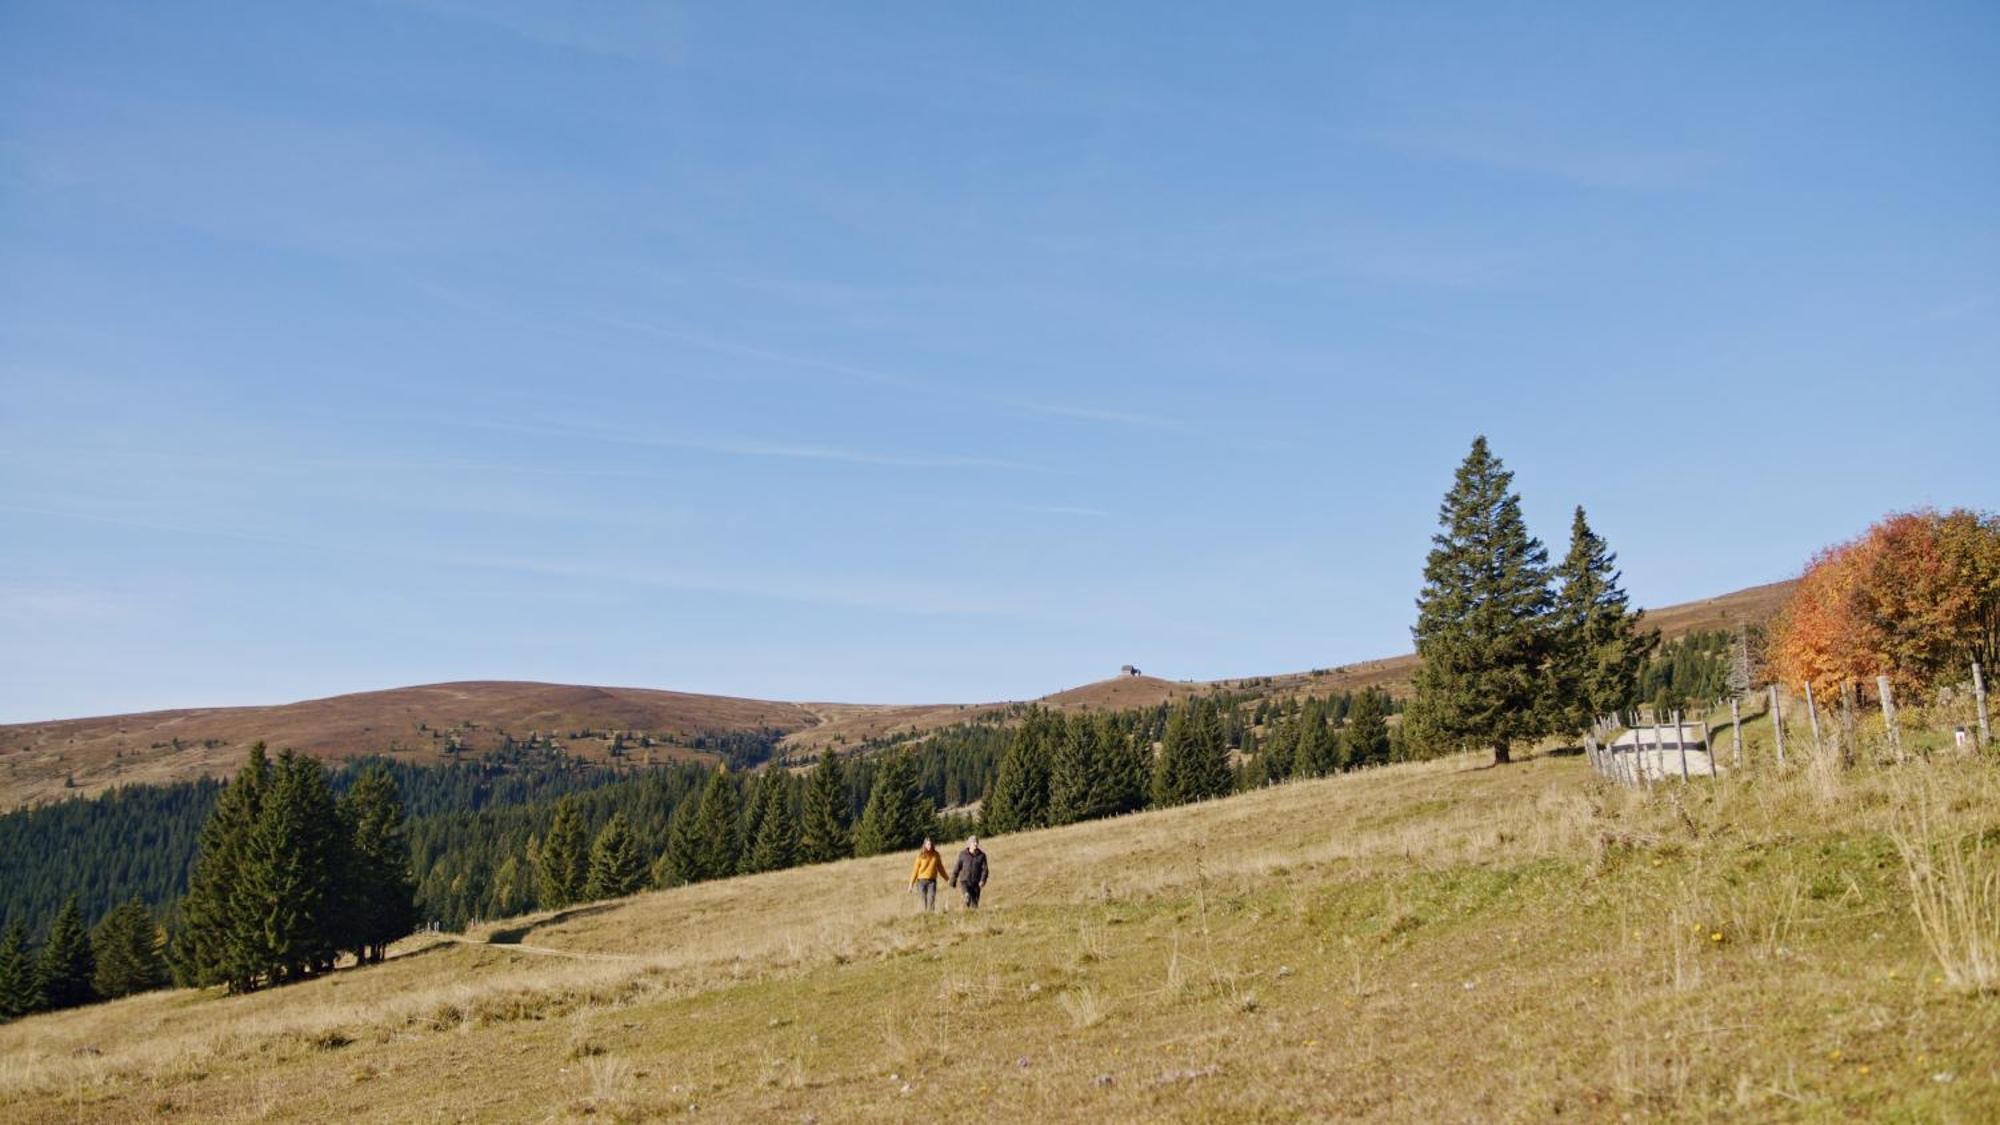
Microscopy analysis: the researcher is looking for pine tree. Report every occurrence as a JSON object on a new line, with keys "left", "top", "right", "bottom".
{"left": 340, "top": 765, "right": 416, "bottom": 964}
{"left": 1260, "top": 717, "right": 1296, "bottom": 784}
{"left": 238, "top": 751, "right": 345, "bottom": 984}
{"left": 38, "top": 896, "right": 95, "bottom": 1010}
{"left": 854, "top": 753, "right": 931, "bottom": 856}
{"left": 1295, "top": 701, "right": 1339, "bottom": 777}
{"left": 1345, "top": 689, "right": 1391, "bottom": 768}
{"left": 1407, "top": 437, "right": 1554, "bottom": 765}
{"left": 538, "top": 797, "right": 589, "bottom": 909}
{"left": 0, "top": 921, "right": 40, "bottom": 1019}
{"left": 983, "top": 709, "right": 1053, "bottom": 834}
{"left": 173, "top": 743, "right": 270, "bottom": 989}
{"left": 1047, "top": 713, "right": 1106, "bottom": 826}
{"left": 687, "top": 768, "right": 744, "bottom": 881}
{"left": 1546, "top": 506, "right": 1656, "bottom": 737}
{"left": 1101, "top": 716, "right": 1151, "bottom": 815}
{"left": 91, "top": 899, "right": 167, "bottom": 1000}
{"left": 1152, "top": 699, "right": 1232, "bottom": 807}
{"left": 584, "top": 812, "right": 647, "bottom": 899}
{"left": 798, "top": 751, "right": 853, "bottom": 864}
{"left": 1151, "top": 704, "right": 1190, "bottom": 807}
{"left": 747, "top": 774, "right": 799, "bottom": 873}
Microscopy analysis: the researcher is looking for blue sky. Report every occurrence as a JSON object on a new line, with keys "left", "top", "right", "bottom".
{"left": 3, "top": 2, "right": 1995, "bottom": 721}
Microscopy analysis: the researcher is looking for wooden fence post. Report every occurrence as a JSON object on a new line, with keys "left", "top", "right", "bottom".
{"left": 1730, "top": 696, "right": 1743, "bottom": 770}
{"left": 1770, "top": 684, "right": 1787, "bottom": 767}
{"left": 1675, "top": 709, "right": 1689, "bottom": 782}
{"left": 1804, "top": 681, "right": 1824, "bottom": 757}
{"left": 1976, "top": 661, "right": 1992, "bottom": 749}
{"left": 1841, "top": 681, "right": 1859, "bottom": 768}
{"left": 1878, "top": 675, "right": 1902, "bottom": 762}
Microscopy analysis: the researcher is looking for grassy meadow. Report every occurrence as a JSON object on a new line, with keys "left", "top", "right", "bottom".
{"left": 4, "top": 740, "right": 1997, "bottom": 1122}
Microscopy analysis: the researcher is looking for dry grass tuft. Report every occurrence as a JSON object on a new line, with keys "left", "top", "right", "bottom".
{"left": 1057, "top": 986, "right": 1109, "bottom": 1028}
{"left": 1891, "top": 773, "right": 2000, "bottom": 994}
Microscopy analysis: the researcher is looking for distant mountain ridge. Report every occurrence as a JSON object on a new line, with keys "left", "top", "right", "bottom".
{"left": 0, "top": 580, "right": 1794, "bottom": 811}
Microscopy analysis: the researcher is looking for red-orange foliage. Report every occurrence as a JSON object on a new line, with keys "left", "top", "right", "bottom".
{"left": 1771, "top": 509, "right": 2000, "bottom": 698}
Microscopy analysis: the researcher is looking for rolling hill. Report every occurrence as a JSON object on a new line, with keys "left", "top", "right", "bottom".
{"left": 3, "top": 726, "right": 1992, "bottom": 1121}
{"left": 0, "top": 580, "right": 1795, "bottom": 811}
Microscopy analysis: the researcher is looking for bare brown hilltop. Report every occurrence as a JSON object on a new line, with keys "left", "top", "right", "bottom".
{"left": 0, "top": 580, "right": 1794, "bottom": 810}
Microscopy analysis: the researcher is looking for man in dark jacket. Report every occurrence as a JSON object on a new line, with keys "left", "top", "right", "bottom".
{"left": 950, "top": 836, "right": 989, "bottom": 909}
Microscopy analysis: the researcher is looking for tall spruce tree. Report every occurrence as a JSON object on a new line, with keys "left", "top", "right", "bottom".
{"left": 0, "top": 921, "right": 37, "bottom": 1019}
{"left": 798, "top": 751, "right": 853, "bottom": 864}
{"left": 747, "top": 774, "right": 799, "bottom": 873}
{"left": 538, "top": 797, "right": 589, "bottom": 908}
{"left": 1407, "top": 437, "right": 1553, "bottom": 765}
{"left": 1295, "top": 700, "right": 1339, "bottom": 777}
{"left": 854, "top": 752, "right": 931, "bottom": 856}
{"left": 982, "top": 708, "right": 1053, "bottom": 834}
{"left": 38, "top": 896, "right": 95, "bottom": 1010}
{"left": 686, "top": 767, "right": 744, "bottom": 881}
{"left": 340, "top": 765, "right": 416, "bottom": 964}
{"left": 1152, "top": 698, "right": 1231, "bottom": 807}
{"left": 1546, "top": 506, "right": 1656, "bottom": 737}
{"left": 584, "top": 812, "right": 647, "bottom": 899}
{"left": 1102, "top": 716, "right": 1151, "bottom": 815}
{"left": 1345, "top": 689, "right": 1391, "bottom": 768}
{"left": 173, "top": 743, "right": 270, "bottom": 989}
{"left": 657, "top": 799, "right": 704, "bottom": 887}
{"left": 1047, "top": 713, "right": 1107, "bottom": 825}
{"left": 1260, "top": 717, "right": 1296, "bottom": 784}
{"left": 239, "top": 751, "right": 345, "bottom": 984}
{"left": 91, "top": 899, "right": 167, "bottom": 1000}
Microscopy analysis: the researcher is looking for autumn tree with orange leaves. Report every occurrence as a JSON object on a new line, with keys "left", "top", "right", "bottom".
{"left": 1771, "top": 509, "right": 2000, "bottom": 698}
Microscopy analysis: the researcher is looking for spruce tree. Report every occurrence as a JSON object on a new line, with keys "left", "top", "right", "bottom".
{"left": 1260, "top": 718, "right": 1295, "bottom": 784}
{"left": 38, "top": 896, "right": 96, "bottom": 1010}
{"left": 538, "top": 797, "right": 589, "bottom": 909}
{"left": 747, "top": 774, "right": 799, "bottom": 873}
{"left": 0, "top": 921, "right": 40, "bottom": 1019}
{"left": 340, "top": 765, "right": 416, "bottom": 963}
{"left": 1102, "top": 716, "right": 1151, "bottom": 815}
{"left": 584, "top": 812, "right": 647, "bottom": 899}
{"left": 854, "top": 753, "right": 930, "bottom": 856}
{"left": 798, "top": 751, "right": 853, "bottom": 864}
{"left": 239, "top": 751, "right": 345, "bottom": 984}
{"left": 1546, "top": 506, "right": 1657, "bottom": 737}
{"left": 1047, "top": 713, "right": 1106, "bottom": 825}
{"left": 1152, "top": 699, "right": 1232, "bottom": 807}
{"left": 1151, "top": 703, "right": 1191, "bottom": 807}
{"left": 1295, "top": 701, "right": 1338, "bottom": 777}
{"left": 657, "top": 800, "right": 704, "bottom": 888}
{"left": 1345, "top": 689, "right": 1391, "bottom": 768}
{"left": 1407, "top": 436, "right": 1553, "bottom": 765}
{"left": 173, "top": 743, "right": 270, "bottom": 989}
{"left": 687, "top": 768, "right": 744, "bottom": 881}
{"left": 983, "top": 708, "right": 1053, "bottom": 834}
{"left": 91, "top": 899, "right": 167, "bottom": 1000}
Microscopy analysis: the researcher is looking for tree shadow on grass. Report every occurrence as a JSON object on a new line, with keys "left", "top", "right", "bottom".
{"left": 486, "top": 903, "right": 619, "bottom": 945}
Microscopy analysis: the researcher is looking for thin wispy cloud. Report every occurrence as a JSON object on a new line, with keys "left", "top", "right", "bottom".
{"left": 0, "top": 504, "right": 1058, "bottom": 622}
{"left": 395, "top": 0, "right": 684, "bottom": 63}
{"left": 586, "top": 314, "right": 1186, "bottom": 431}
{"left": 1372, "top": 127, "right": 1718, "bottom": 191}
{"left": 1013, "top": 504, "right": 1108, "bottom": 518}
{"left": 446, "top": 416, "right": 1038, "bottom": 472}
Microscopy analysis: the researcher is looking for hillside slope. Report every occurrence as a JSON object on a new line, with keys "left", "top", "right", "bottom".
{"left": 4, "top": 738, "right": 1992, "bottom": 1122}
{"left": 0, "top": 682, "right": 829, "bottom": 810}
{"left": 0, "top": 580, "right": 1795, "bottom": 810}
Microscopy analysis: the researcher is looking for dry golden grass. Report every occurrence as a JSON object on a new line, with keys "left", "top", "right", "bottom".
{"left": 6, "top": 726, "right": 1994, "bottom": 1121}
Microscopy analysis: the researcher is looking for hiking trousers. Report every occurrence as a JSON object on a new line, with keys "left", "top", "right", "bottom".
{"left": 961, "top": 882, "right": 982, "bottom": 909}
{"left": 916, "top": 879, "right": 937, "bottom": 912}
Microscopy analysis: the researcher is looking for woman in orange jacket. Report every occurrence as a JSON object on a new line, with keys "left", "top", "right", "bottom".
{"left": 909, "top": 838, "right": 945, "bottom": 913}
